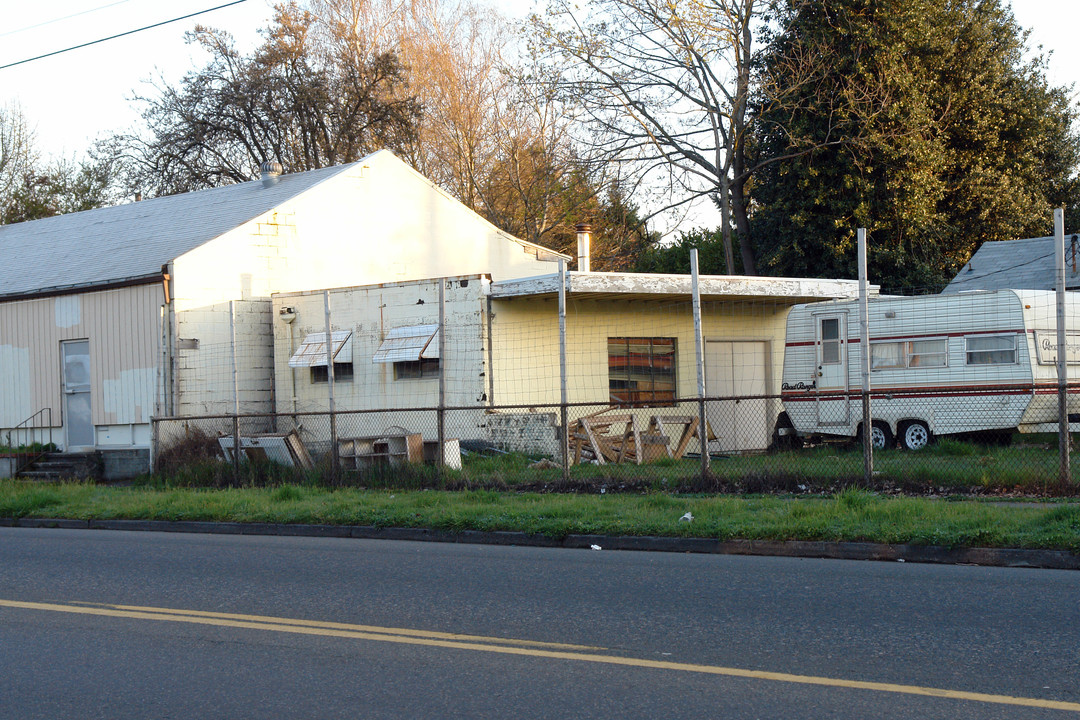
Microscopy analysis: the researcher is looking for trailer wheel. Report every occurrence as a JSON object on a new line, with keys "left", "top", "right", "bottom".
{"left": 900, "top": 420, "right": 932, "bottom": 450}
{"left": 863, "top": 421, "right": 892, "bottom": 450}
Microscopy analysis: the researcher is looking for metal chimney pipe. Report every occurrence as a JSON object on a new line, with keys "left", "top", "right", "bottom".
{"left": 575, "top": 223, "right": 592, "bottom": 272}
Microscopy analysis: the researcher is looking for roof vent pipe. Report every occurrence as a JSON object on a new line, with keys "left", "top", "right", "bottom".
{"left": 260, "top": 160, "right": 283, "bottom": 188}
{"left": 575, "top": 222, "right": 592, "bottom": 273}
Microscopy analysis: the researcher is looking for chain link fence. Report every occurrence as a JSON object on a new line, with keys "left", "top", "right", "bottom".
{"left": 151, "top": 383, "right": 1080, "bottom": 494}
{"left": 149, "top": 248, "right": 1080, "bottom": 495}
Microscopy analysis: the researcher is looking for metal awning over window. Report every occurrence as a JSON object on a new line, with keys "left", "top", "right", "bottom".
{"left": 372, "top": 324, "right": 440, "bottom": 363}
{"left": 288, "top": 330, "right": 353, "bottom": 368}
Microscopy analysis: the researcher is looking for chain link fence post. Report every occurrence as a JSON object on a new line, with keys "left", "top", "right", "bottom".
{"left": 437, "top": 280, "right": 447, "bottom": 478}
{"left": 558, "top": 260, "right": 570, "bottom": 483}
{"left": 858, "top": 228, "right": 873, "bottom": 484}
{"left": 690, "top": 250, "right": 708, "bottom": 481}
{"left": 1055, "top": 209, "right": 1071, "bottom": 484}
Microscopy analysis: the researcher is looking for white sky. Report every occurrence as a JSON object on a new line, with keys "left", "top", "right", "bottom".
{"left": 0, "top": 0, "right": 1076, "bottom": 228}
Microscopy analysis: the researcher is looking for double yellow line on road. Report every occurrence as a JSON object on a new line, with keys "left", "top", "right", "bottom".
{"left": 2, "top": 598, "right": 1078, "bottom": 713}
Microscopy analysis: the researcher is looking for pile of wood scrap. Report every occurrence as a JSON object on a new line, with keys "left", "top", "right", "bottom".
{"left": 218, "top": 430, "right": 314, "bottom": 468}
{"left": 570, "top": 409, "right": 713, "bottom": 465}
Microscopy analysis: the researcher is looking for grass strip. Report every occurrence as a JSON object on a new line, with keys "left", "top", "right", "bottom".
{"left": 3, "top": 480, "right": 1080, "bottom": 552}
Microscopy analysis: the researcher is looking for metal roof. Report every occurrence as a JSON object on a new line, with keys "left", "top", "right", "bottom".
{"left": 372, "top": 324, "right": 441, "bottom": 363}
{"left": 288, "top": 330, "right": 354, "bottom": 368}
{"left": 490, "top": 272, "right": 866, "bottom": 303}
{"left": 0, "top": 160, "right": 362, "bottom": 300}
{"left": 944, "top": 235, "right": 1080, "bottom": 293}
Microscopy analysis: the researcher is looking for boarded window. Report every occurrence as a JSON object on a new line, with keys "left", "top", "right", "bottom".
{"left": 394, "top": 358, "right": 441, "bottom": 380}
{"left": 311, "top": 363, "right": 354, "bottom": 383}
{"left": 608, "top": 337, "right": 676, "bottom": 407}
{"left": 289, "top": 331, "right": 354, "bottom": 383}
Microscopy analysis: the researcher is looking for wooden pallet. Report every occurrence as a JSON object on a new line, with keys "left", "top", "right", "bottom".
{"left": 570, "top": 409, "right": 714, "bottom": 465}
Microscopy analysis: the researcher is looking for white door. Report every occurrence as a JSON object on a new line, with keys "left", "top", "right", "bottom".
{"left": 705, "top": 341, "right": 769, "bottom": 452}
{"left": 62, "top": 340, "right": 94, "bottom": 450}
{"left": 814, "top": 314, "right": 849, "bottom": 426}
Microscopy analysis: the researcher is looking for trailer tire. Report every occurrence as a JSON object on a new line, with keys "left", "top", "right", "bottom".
{"left": 861, "top": 421, "right": 892, "bottom": 450}
{"left": 899, "top": 420, "right": 932, "bottom": 450}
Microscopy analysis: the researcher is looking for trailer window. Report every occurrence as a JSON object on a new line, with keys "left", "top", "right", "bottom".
{"left": 871, "top": 339, "right": 947, "bottom": 369}
{"left": 820, "top": 318, "right": 841, "bottom": 364}
{"left": 608, "top": 337, "right": 676, "bottom": 406}
{"left": 908, "top": 339, "right": 947, "bottom": 367}
{"left": 966, "top": 335, "right": 1017, "bottom": 365}
{"left": 870, "top": 342, "right": 904, "bottom": 369}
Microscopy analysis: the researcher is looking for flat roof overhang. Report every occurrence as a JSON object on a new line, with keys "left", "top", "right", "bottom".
{"left": 490, "top": 272, "right": 868, "bottom": 304}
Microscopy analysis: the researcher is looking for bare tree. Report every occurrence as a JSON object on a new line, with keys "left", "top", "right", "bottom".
{"left": 306, "top": 0, "right": 619, "bottom": 253}
{"left": 0, "top": 103, "right": 38, "bottom": 209}
{"left": 106, "top": 2, "right": 420, "bottom": 196}
{"left": 532, "top": 0, "right": 759, "bottom": 273}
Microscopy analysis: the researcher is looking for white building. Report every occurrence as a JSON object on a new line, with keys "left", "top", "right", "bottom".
{"left": 0, "top": 151, "right": 563, "bottom": 476}
{"left": 270, "top": 271, "right": 864, "bottom": 456}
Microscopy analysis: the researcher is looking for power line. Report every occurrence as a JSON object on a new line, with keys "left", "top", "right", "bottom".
{"left": 0, "top": 0, "right": 139, "bottom": 40}
{"left": 0, "top": 0, "right": 249, "bottom": 71}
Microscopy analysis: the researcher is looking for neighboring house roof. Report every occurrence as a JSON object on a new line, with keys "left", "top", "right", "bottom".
{"left": 491, "top": 271, "right": 866, "bottom": 303}
{"left": 0, "top": 160, "right": 359, "bottom": 300}
{"left": 943, "top": 235, "right": 1080, "bottom": 293}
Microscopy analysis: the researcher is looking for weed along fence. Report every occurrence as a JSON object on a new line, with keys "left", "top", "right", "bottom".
{"left": 150, "top": 240, "right": 1080, "bottom": 492}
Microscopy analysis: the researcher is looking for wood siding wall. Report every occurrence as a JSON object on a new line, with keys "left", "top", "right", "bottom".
{"left": 0, "top": 283, "right": 164, "bottom": 428}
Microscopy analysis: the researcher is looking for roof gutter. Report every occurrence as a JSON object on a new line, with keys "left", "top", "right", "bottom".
{"left": 0, "top": 272, "right": 165, "bottom": 303}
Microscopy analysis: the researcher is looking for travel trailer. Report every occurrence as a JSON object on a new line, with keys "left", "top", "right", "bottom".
{"left": 779, "top": 290, "right": 1080, "bottom": 449}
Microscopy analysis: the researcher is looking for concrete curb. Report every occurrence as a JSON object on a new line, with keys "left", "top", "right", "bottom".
{"left": 4, "top": 516, "right": 1079, "bottom": 570}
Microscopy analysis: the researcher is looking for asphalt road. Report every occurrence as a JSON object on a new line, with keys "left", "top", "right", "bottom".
{"left": 1, "top": 527, "right": 1078, "bottom": 719}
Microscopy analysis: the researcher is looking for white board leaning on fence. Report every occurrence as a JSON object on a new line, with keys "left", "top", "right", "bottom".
{"left": 779, "top": 289, "right": 1080, "bottom": 449}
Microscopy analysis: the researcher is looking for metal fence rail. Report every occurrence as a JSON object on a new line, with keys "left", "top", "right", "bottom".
{"left": 151, "top": 384, "right": 1080, "bottom": 492}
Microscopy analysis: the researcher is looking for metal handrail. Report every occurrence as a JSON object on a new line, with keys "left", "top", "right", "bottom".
{"left": 4, "top": 408, "right": 54, "bottom": 476}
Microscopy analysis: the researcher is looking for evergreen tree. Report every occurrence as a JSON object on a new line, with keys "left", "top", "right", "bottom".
{"left": 749, "top": 0, "right": 1079, "bottom": 291}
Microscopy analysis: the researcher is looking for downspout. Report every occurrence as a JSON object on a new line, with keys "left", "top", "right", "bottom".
{"left": 485, "top": 279, "right": 495, "bottom": 407}
{"left": 162, "top": 263, "right": 177, "bottom": 417}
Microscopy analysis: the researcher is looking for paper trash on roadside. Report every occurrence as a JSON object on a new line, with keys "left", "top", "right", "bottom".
{"left": 679, "top": 512, "right": 694, "bottom": 522}
{"left": 590, "top": 544, "right": 602, "bottom": 551}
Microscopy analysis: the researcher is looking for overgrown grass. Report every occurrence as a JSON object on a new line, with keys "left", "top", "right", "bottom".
{"left": 145, "top": 436, "right": 1080, "bottom": 497}
{"left": 3, "top": 479, "right": 1080, "bottom": 552}
{"left": 0, "top": 442, "right": 58, "bottom": 455}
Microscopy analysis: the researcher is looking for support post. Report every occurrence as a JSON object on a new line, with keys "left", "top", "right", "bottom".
{"left": 858, "top": 228, "right": 873, "bottom": 483}
{"left": 1056, "top": 209, "right": 1070, "bottom": 484}
{"left": 437, "top": 280, "right": 447, "bottom": 471}
{"left": 230, "top": 301, "right": 240, "bottom": 483}
{"left": 690, "top": 249, "right": 709, "bottom": 478}
{"left": 558, "top": 260, "right": 570, "bottom": 482}
{"left": 324, "top": 291, "right": 338, "bottom": 485}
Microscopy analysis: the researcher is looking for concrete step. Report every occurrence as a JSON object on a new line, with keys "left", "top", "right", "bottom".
{"left": 16, "top": 452, "right": 101, "bottom": 481}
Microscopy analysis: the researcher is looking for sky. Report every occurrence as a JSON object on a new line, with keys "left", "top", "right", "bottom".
{"left": 0, "top": 0, "right": 1077, "bottom": 224}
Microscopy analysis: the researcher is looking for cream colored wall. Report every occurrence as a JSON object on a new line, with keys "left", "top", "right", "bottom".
{"left": 268, "top": 153, "right": 559, "bottom": 293}
{"left": 490, "top": 297, "right": 792, "bottom": 407}
{"left": 0, "top": 283, "right": 163, "bottom": 445}
{"left": 174, "top": 299, "right": 273, "bottom": 417}
{"left": 272, "top": 276, "right": 488, "bottom": 414}
{"left": 168, "top": 152, "right": 559, "bottom": 419}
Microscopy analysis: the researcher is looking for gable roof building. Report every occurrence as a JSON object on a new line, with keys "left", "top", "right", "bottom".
{"left": 0, "top": 150, "right": 566, "bottom": 474}
{"left": 943, "top": 234, "right": 1080, "bottom": 293}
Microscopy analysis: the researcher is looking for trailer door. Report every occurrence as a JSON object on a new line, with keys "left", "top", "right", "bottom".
{"left": 814, "top": 313, "right": 849, "bottom": 426}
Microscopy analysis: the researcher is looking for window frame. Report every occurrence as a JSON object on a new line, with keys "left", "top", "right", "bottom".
{"left": 607, "top": 337, "right": 677, "bottom": 407}
{"left": 394, "top": 357, "right": 441, "bottom": 380}
{"left": 310, "top": 362, "right": 354, "bottom": 383}
{"left": 819, "top": 317, "right": 842, "bottom": 365}
{"left": 870, "top": 337, "right": 948, "bottom": 370}
{"left": 965, "top": 334, "right": 1018, "bottom": 366}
